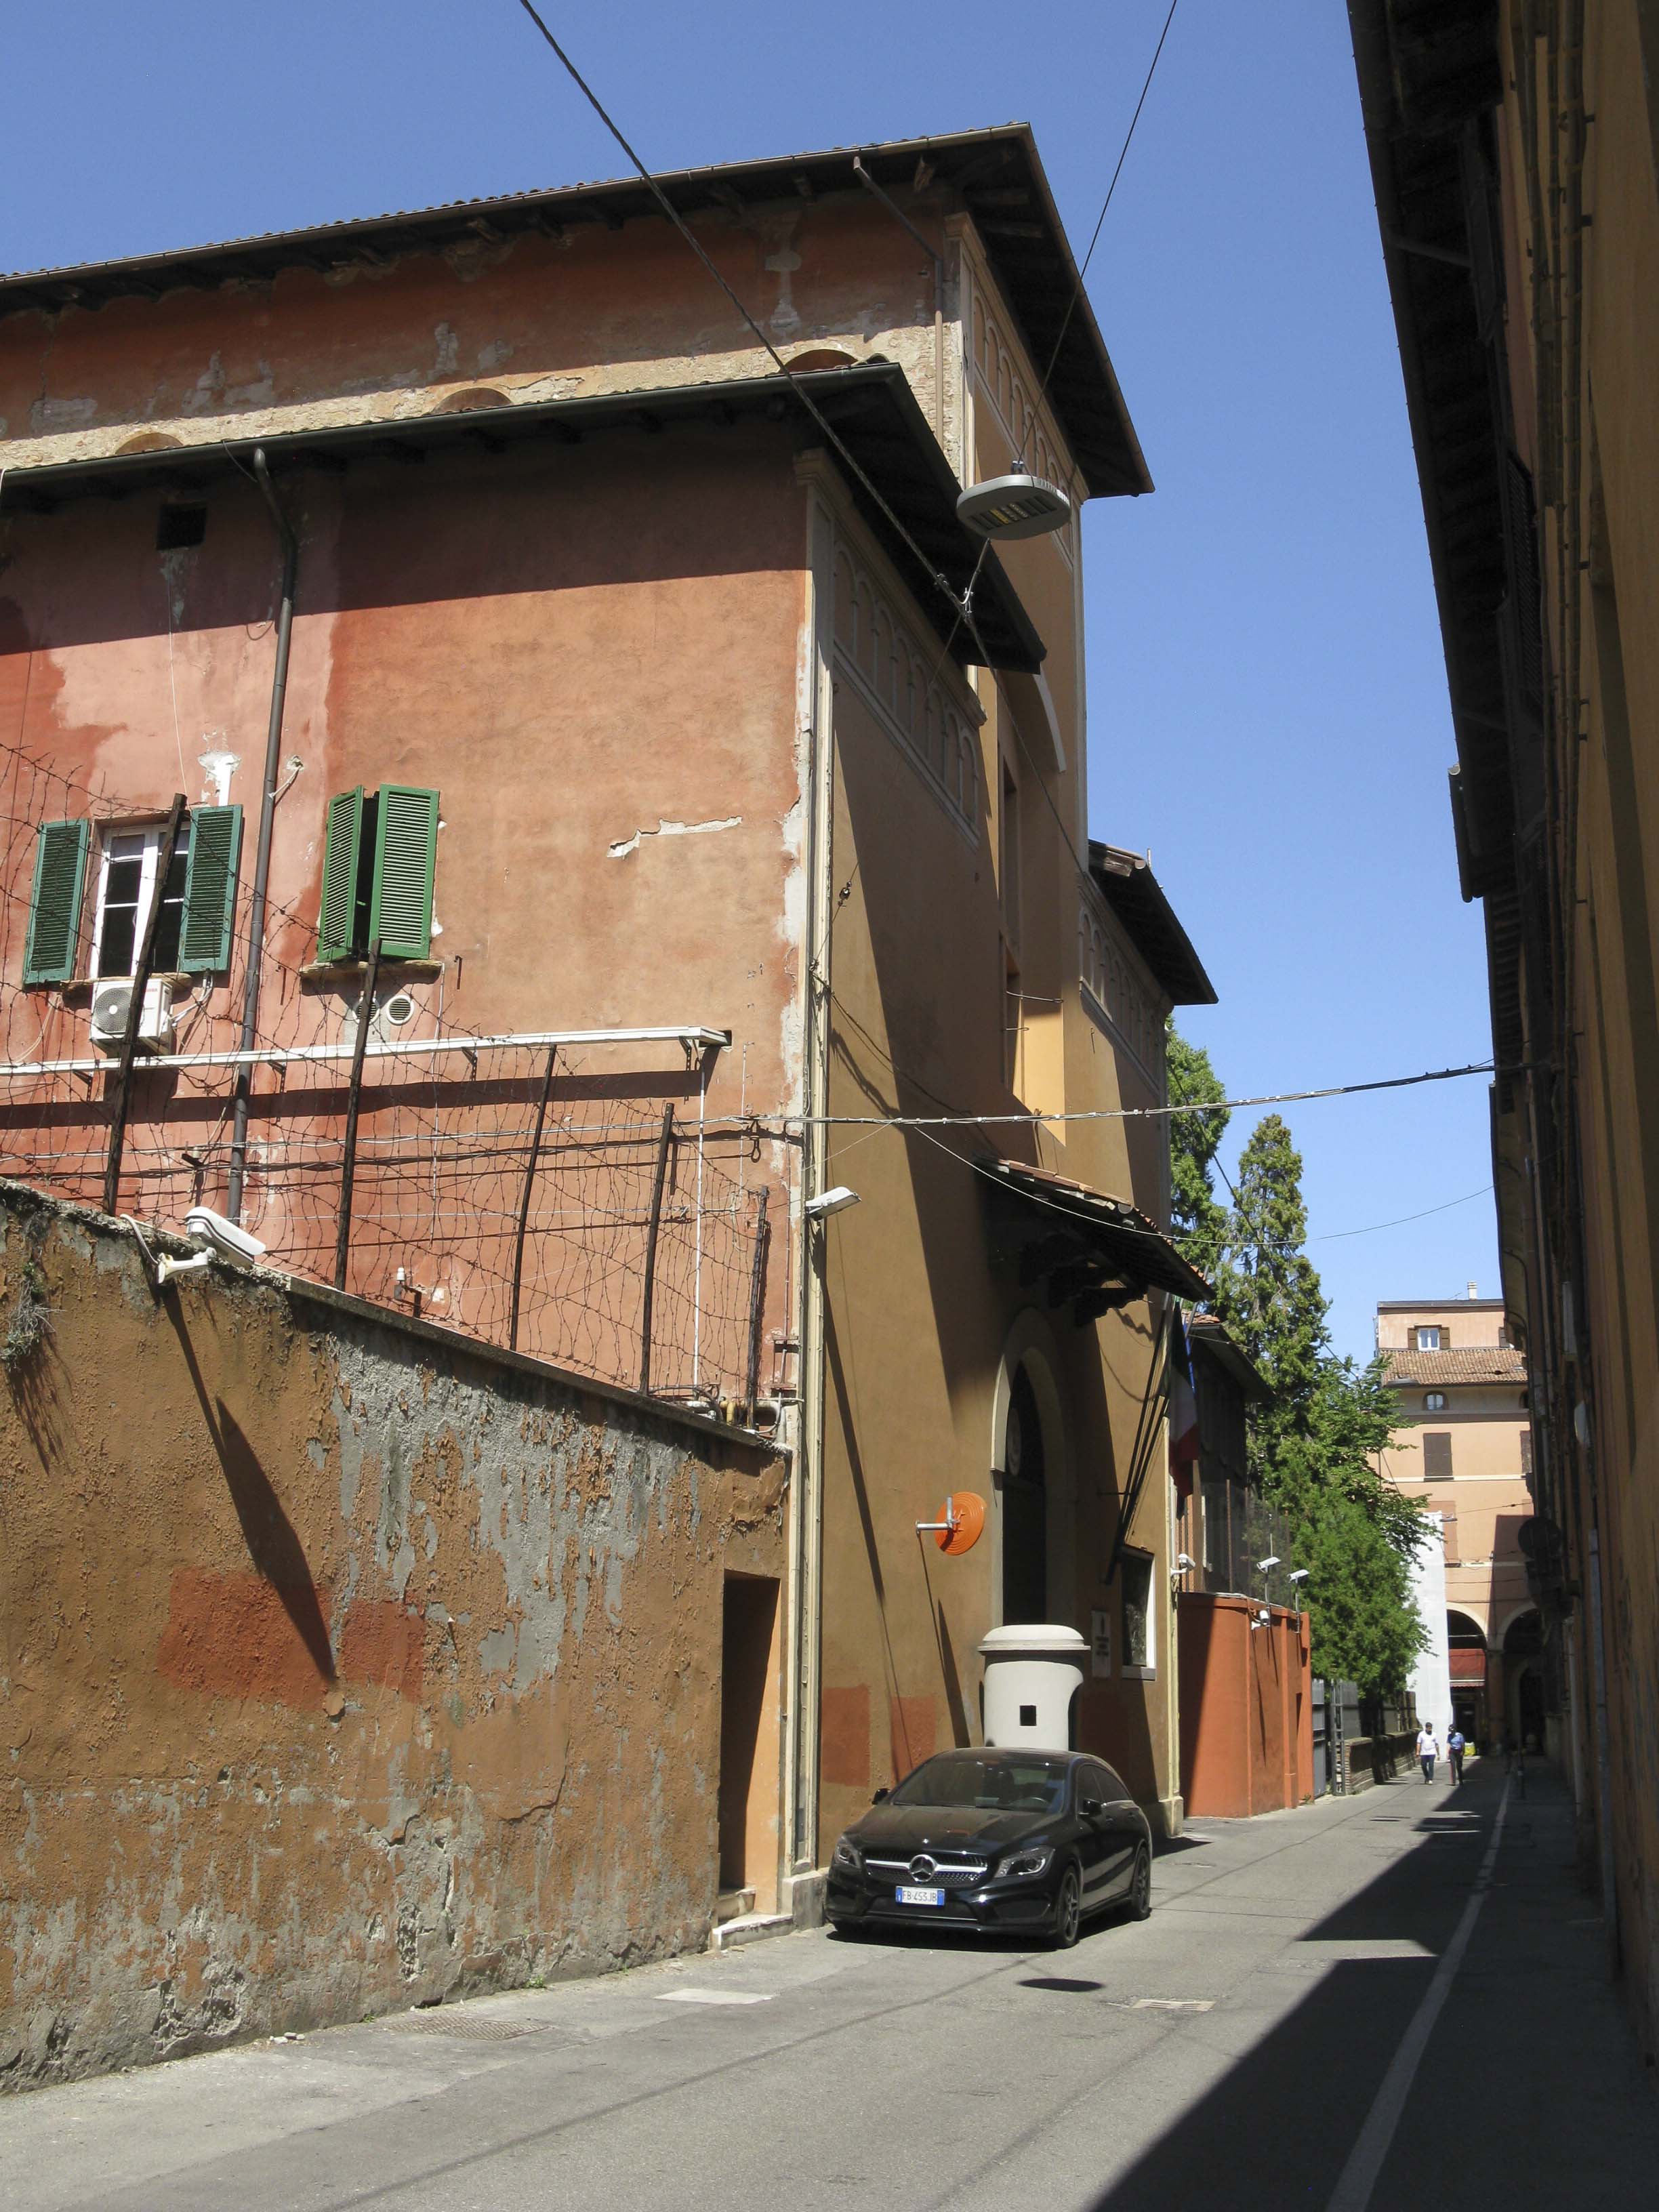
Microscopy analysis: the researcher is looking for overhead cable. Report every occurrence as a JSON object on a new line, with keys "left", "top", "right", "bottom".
{"left": 510, "top": 2, "right": 969, "bottom": 628}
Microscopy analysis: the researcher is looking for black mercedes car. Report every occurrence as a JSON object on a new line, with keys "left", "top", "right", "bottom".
{"left": 825, "top": 1748, "right": 1153, "bottom": 1947}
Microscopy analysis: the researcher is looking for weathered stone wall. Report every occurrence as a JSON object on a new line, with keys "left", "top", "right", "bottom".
{"left": 0, "top": 1181, "right": 786, "bottom": 2091}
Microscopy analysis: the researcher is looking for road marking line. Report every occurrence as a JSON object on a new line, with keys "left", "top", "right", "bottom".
{"left": 1121, "top": 1998, "right": 1215, "bottom": 2012}
{"left": 655, "top": 1989, "right": 775, "bottom": 2006}
{"left": 1326, "top": 1777, "right": 1512, "bottom": 2212}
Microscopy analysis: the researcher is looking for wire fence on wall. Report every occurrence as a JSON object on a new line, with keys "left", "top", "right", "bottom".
{"left": 0, "top": 737, "right": 785, "bottom": 1411}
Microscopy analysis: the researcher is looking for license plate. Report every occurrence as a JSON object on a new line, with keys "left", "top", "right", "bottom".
{"left": 896, "top": 1885, "right": 945, "bottom": 1906}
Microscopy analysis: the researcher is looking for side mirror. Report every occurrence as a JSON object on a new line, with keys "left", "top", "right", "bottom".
{"left": 872, "top": 1787, "right": 890, "bottom": 1803}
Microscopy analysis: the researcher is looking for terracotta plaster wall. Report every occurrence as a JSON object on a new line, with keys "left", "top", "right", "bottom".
{"left": 813, "top": 547, "right": 1180, "bottom": 1848}
{"left": 0, "top": 197, "right": 949, "bottom": 471}
{"left": 0, "top": 1180, "right": 785, "bottom": 2092}
{"left": 0, "top": 424, "right": 810, "bottom": 1372}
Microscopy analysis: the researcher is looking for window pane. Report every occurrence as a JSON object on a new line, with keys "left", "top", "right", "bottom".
{"left": 104, "top": 857, "right": 144, "bottom": 907}
{"left": 152, "top": 848, "right": 188, "bottom": 971}
{"left": 98, "top": 903, "right": 137, "bottom": 979}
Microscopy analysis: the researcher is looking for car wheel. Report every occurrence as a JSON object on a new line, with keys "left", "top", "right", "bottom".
{"left": 1049, "top": 1865, "right": 1082, "bottom": 1950}
{"left": 1125, "top": 1844, "right": 1152, "bottom": 1922}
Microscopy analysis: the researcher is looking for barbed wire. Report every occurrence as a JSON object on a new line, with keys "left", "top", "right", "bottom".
{"left": 0, "top": 733, "right": 785, "bottom": 1409}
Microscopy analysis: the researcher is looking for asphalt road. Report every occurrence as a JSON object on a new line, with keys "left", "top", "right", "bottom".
{"left": 4, "top": 1759, "right": 1655, "bottom": 2211}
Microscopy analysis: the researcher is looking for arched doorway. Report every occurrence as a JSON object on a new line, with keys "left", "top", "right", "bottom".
{"left": 1001, "top": 1362, "right": 1048, "bottom": 1624}
{"left": 1446, "top": 1610, "right": 1488, "bottom": 1747}
{"left": 1502, "top": 1607, "right": 1544, "bottom": 1751}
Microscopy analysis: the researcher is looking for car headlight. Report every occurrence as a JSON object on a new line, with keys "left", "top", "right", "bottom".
{"left": 995, "top": 1845, "right": 1054, "bottom": 1881}
{"left": 830, "top": 1834, "right": 863, "bottom": 1875}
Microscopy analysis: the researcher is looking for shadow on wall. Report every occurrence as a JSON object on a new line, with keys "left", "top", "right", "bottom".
{"left": 0, "top": 426, "right": 806, "bottom": 653}
{"left": 165, "top": 1303, "right": 336, "bottom": 1689}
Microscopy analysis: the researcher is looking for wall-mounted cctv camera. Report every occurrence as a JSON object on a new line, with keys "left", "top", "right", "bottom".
{"left": 1175, "top": 1553, "right": 1195, "bottom": 1572}
{"left": 803, "top": 1186, "right": 861, "bottom": 1222}
{"left": 184, "top": 1206, "right": 267, "bottom": 1264}
{"left": 1255, "top": 1555, "right": 1281, "bottom": 1572}
{"left": 1288, "top": 1568, "right": 1310, "bottom": 1584}
{"left": 156, "top": 1205, "right": 266, "bottom": 1286}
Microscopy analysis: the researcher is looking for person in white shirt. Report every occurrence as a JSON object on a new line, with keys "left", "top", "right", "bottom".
{"left": 1416, "top": 1724, "right": 1439, "bottom": 1783}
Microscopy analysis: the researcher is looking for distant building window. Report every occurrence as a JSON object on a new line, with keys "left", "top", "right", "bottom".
{"left": 1415, "top": 1326, "right": 1442, "bottom": 1351}
{"left": 1121, "top": 1553, "right": 1155, "bottom": 1675}
{"left": 1424, "top": 1391, "right": 1446, "bottom": 1411}
{"left": 1422, "top": 1431, "right": 1453, "bottom": 1479}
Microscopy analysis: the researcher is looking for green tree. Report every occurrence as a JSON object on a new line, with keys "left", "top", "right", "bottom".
{"left": 1203, "top": 1112, "right": 1429, "bottom": 1696}
{"left": 1165, "top": 1021, "right": 1229, "bottom": 1280}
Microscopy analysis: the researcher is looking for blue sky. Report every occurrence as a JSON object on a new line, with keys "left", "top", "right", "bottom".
{"left": 2, "top": 0, "right": 1498, "bottom": 1363}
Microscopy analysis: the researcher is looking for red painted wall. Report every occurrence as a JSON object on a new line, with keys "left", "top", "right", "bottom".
{"left": 1179, "top": 1593, "right": 1312, "bottom": 1818}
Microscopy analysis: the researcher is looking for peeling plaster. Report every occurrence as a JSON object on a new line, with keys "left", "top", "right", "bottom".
{"left": 607, "top": 816, "right": 741, "bottom": 861}
{"left": 0, "top": 1187, "right": 787, "bottom": 2092}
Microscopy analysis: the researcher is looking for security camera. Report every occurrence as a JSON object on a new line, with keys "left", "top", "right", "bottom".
{"left": 184, "top": 1206, "right": 266, "bottom": 1264}
{"left": 1175, "top": 1553, "right": 1195, "bottom": 1572}
{"left": 1256, "top": 1556, "right": 1281, "bottom": 1572}
{"left": 1288, "top": 1568, "right": 1310, "bottom": 1584}
{"left": 803, "top": 1186, "right": 861, "bottom": 1222}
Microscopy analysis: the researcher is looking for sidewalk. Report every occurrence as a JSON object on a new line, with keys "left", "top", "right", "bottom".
{"left": 1095, "top": 1753, "right": 1659, "bottom": 2210}
{"left": 1362, "top": 1755, "right": 1657, "bottom": 2209}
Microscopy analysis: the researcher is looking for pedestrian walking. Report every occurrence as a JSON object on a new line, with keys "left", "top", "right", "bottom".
{"left": 1446, "top": 1723, "right": 1465, "bottom": 1784}
{"left": 1416, "top": 1723, "right": 1438, "bottom": 1783}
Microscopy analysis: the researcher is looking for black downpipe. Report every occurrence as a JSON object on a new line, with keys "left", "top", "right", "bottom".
{"left": 228, "top": 449, "right": 298, "bottom": 1222}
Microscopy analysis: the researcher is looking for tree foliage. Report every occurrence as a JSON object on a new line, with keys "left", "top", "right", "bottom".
{"left": 1166, "top": 1021, "right": 1229, "bottom": 1282}
{"left": 1162, "top": 1049, "right": 1429, "bottom": 1696}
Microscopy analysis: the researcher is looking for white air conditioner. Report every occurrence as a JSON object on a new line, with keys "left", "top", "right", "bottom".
{"left": 89, "top": 979, "right": 175, "bottom": 1056}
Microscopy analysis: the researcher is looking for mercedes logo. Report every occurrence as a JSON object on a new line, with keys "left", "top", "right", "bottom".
{"left": 908, "top": 1853, "right": 937, "bottom": 1881}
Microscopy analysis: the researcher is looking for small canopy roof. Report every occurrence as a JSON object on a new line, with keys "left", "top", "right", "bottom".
{"left": 985, "top": 1160, "right": 1212, "bottom": 1307}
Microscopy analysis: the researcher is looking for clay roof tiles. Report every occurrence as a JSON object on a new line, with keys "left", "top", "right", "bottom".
{"left": 1382, "top": 1347, "right": 1526, "bottom": 1386}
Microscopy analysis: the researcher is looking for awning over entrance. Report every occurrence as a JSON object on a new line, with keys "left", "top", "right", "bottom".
{"left": 983, "top": 1159, "right": 1211, "bottom": 1324}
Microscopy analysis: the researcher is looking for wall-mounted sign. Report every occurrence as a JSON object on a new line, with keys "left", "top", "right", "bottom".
{"left": 1090, "top": 1608, "right": 1113, "bottom": 1679}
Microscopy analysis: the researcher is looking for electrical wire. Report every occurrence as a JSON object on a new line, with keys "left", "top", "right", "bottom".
{"left": 510, "top": 1, "right": 969, "bottom": 632}
{"left": 1019, "top": 0, "right": 1181, "bottom": 477}
{"left": 1312, "top": 1185, "right": 1494, "bottom": 1243}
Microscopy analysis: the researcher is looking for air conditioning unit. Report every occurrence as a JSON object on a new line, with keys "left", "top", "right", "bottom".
{"left": 89, "top": 979, "right": 175, "bottom": 1056}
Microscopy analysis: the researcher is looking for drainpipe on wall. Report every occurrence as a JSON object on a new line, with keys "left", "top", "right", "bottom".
{"left": 784, "top": 487, "right": 839, "bottom": 1886}
{"left": 227, "top": 449, "right": 298, "bottom": 1223}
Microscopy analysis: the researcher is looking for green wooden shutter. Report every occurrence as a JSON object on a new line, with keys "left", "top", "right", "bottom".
{"left": 178, "top": 804, "right": 243, "bottom": 972}
{"left": 317, "top": 787, "right": 365, "bottom": 963}
{"left": 23, "top": 819, "right": 90, "bottom": 985}
{"left": 369, "top": 785, "right": 438, "bottom": 961}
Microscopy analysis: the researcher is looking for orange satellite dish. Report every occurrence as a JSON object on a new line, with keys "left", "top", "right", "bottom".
{"left": 936, "top": 1492, "right": 985, "bottom": 1555}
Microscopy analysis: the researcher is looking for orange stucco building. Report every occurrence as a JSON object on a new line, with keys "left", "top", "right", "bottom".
{"left": 1, "top": 127, "right": 1216, "bottom": 2079}
{"left": 1375, "top": 1296, "right": 1534, "bottom": 1750}
{"left": 1352, "top": 0, "right": 1659, "bottom": 2062}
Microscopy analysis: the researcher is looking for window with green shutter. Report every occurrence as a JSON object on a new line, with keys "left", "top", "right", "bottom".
{"left": 369, "top": 785, "right": 440, "bottom": 961}
{"left": 316, "top": 783, "right": 438, "bottom": 963}
{"left": 178, "top": 804, "right": 243, "bottom": 973}
{"left": 317, "top": 787, "right": 365, "bottom": 964}
{"left": 24, "top": 819, "right": 91, "bottom": 985}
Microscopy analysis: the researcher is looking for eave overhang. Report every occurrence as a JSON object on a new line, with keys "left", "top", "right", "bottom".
{"left": 0, "top": 362, "right": 1044, "bottom": 674}
{"left": 985, "top": 1160, "right": 1211, "bottom": 1323}
{"left": 1187, "top": 1316, "right": 1272, "bottom": 1403}
{"left": 1088, "top": 842, "right": 1216, "bottom": 1006}
{"left": 0, "top": 125, "right": 1149, "bottom": 503}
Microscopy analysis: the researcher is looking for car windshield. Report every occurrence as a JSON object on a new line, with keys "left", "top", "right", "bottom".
{"left": 888, "top": 1755, "right": 1070, "bottom": 1814}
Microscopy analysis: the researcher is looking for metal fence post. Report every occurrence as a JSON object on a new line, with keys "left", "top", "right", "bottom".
{"left": 638, "top": 1104, "right": 675, "bottom": 1395}
{"left": 743, "top": 1189, "right": 770, "bottom": 1418}
{"left": 510, "top": 1044, "right": 558, "bottom": 1351}
{"left": 333, "top": 938, "right": 380, "bottom": 1292}
{"left": 103, "top": 792, "right": 187, "bottom": 1218}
